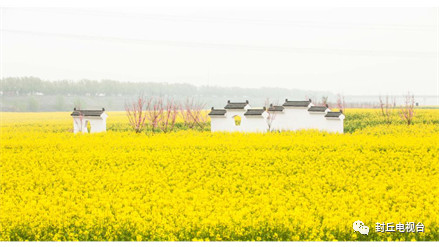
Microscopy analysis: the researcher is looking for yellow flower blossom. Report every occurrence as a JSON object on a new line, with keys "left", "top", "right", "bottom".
{"left": 0, "top": 110, "right": 438, "bottom": 241}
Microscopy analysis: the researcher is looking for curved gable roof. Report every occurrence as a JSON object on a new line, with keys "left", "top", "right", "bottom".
{"left": 71, "top": 108, "right": 105, "bottom": 117}
{"left": 268, "top": 105, "right": 284, "bottom": 111}
{"left": 224, "top": 100, "right": 249, "bottom": 109}
{"left": 208, "top": 108, "right": 227, "bottom": 116}
{"left": 244, "top": 109, "right": 266, "bottom": 116}
{"left": 282, "top": 99, "right": 311, "bottom": 107}
{"left": 325, "top": 111, "right": 343, "bottom": 118}
{"left": 308, "top": 106, "right": 328, "bottom": 112}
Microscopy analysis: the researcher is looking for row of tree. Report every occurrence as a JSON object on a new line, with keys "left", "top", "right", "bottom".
{"left": 379, "top": 92, "right": 416, "bottom": 125}
{"left": 125, "top": 96, "right": 208, "bottom": 133}
{"left": 1, "top": 77, "right": 334, "bottom": 99}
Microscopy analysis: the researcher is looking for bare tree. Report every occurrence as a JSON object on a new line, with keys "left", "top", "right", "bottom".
{"left": 336, "top": 94, "right": 346, "bottom": 112}
{"left": 180, "top": 98, "right": 194, "bottom": 128}
{"left": 146, "top": 97, "right": 164, "bottom": 132}
{"left": 73, "top": 107, "right": 85, "bottom": 133}
{"left": 321, "top": 96, "right": 329, "bottom": 107}
{"left": 379, "top": 95, "right": 395, "bottom": 124}
{"left": 159, "top": 98, "right": 179, "bottom": 133}
{"left": 180, "top": 98, "right": 207, "bottom": 129}
{"left": 264, "top": 98, "right": 278, "bottom": 132}
{"left": 399, "top": 92, "right": 415, "bottom": 125}
{"left": 125, "top": 94, "right": 151, "bottom": 133}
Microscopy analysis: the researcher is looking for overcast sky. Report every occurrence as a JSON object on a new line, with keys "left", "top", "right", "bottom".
{"left": 1, "top": 7, "right": 438, "bottom": 95}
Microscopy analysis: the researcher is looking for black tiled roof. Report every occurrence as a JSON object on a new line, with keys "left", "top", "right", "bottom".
{"left": 325, "top": 111, "right": 343, "bottom": 118}
{"left": 224, "top": 100, "right": 249, "bottom": 109}
{"left": 268, "top": 105, "right": 284, "bottom": 111}
{"left": 208, "top": 108, "right": 227, "bottom": 116}
{"left": 244, "top": 109, "right": 266, "bottom": 116}
{"left": 308, "top": 106, "right": 328, "bottom": 112}
{"left": 282, "top": 99, "right": 311, "bottom": 107}
{"left": 71, "top": 108, "right": 105, "bottom": 117}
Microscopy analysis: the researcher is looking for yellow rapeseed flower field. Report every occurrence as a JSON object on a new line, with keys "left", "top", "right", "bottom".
{"left": 0, "top": 109, "right": 438, "bottom": 241}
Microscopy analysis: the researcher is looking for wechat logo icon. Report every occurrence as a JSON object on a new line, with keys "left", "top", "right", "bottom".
{"left": 353, "top": 220, "right": 369, "bottom": 235}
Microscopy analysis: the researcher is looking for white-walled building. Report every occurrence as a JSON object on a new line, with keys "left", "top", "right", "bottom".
{"left": 209, "top": 99, "right": 345, "bottom": 133}
{"left": 71, "top": 108, "right": 108, "bottom": 133}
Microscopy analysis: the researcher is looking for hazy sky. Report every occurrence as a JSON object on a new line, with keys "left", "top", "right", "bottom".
{"left": 2, "top": 7, "right": 438, "bottom": 95}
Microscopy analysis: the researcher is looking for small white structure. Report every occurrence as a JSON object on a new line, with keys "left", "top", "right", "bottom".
{"left": 209, "top": 101, "right": 252, "bottom": 132}
{"left": 224, "top": 100, "right": 251, "bottom": 131}
{"left": 209, "top": 99, "right": 345, "bottom": 133}
{"left": 323, "top": 111, "right": 345, "bottom": 133}
{"left": 282, "top": 99, "right": 315, "bottom": 130}
{"left": 71, "top": 108, "right": 108, "bottom": 133}
{"left": 208, "top": 108, "right": 229, "bottom": 132}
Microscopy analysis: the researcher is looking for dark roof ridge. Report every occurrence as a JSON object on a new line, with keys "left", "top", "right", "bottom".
{"left": 208, "top": 107, "right": 227, "bottom": 116}
{"left": 71, "top": 108, "right": 105, "bottom": 117}
{"left": 244, "top": 108, "right": 266, "bottom": 116}
{"left": 282, "top": 99, "right": 312, "bottom": 107}
{"left": 268, "top": 104, "right": 285, "bottom": 111}
{"left": 324, "top": 111, "right": 344, "bottom": 118}
{"left": 225, "top": 100, "right": 249, "bottom": 109}
{"left": 308, "top": 106, "right": 328, "bottom": 112}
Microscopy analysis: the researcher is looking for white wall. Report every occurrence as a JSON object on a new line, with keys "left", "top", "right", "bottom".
{"left": 270, "top": 112, "right": 287, "bottom": 131}
{"left": 324, "top": 118, "right": 344, "bottom": 133}
{"left": 282, "top": 107, "right": 313, "bottom": 131}
{"left": 210, "top": 115, "right": 245, "bottom": 132}
{"left": 308, "top": 111, "right": 330, "bottom": 131}
{"left": 270, "top": 107, "right": 345, "bottom": 133}
{"left": 72, "top": 114, "right": 107, "bottom": 133}
{"left": 210, "top": 104, "right": 345, "bottom": 133}
{"left": 225, "top": 109, "right": 247, "bottom": 119}
{"left": 210, "top": 117, "right": 233, "bottom": 132}
{"left": 225, "top": 109, "right": 247, "bottom": 132}
{"left": 88, "top": 119, "right": 106, "bottom": 133}
{"left": 211, "top": 107, "right": 270, "bottom": 133}
{"left": 244, "top": 116, "right": 268, "bottom": 133}
{"left": 73, "top": 117, "right": 87, "bottom": 133}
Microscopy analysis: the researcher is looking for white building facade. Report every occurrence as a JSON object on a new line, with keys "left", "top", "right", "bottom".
{"left": 71, "top": 108, "right": 108, "bottom": 133}
{"left": 243, "top": 109, "right": 269, "bottom": 133}
{"left": 209, "top": 99, "right": 344, "bottom": 133}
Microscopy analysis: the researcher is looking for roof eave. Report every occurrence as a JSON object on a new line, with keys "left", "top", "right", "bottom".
{"left": 283, "top": 105, "right": 310, "bottom": 108}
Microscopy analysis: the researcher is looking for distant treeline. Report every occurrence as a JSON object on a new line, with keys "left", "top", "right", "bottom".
{"left": 1, "top": 76, "right": 333, "bottom": 99}
{"left": 1, "top": 77, "right": 338, "bottom": 112}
